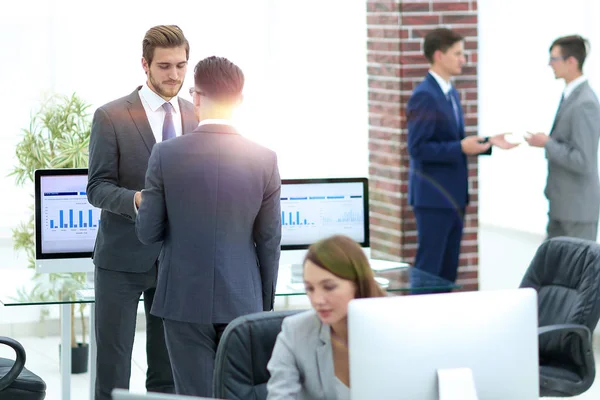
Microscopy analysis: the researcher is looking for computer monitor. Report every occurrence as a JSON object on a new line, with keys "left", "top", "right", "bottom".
{"left": 348, "top": 288, "right": 540, "bottom": 400}
{"left": 279, "top": 177, "right": 369, "bottom": 265}
{"left": 34, "top": 168, "right": 100, "bottom": 273}
{"left": 112, "top": 388, "right": 216, "bottom": 399}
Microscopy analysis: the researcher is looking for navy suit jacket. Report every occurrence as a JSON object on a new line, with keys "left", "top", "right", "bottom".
{"left": 135, "top": 124, "right": 282, "bottom": 325}
{"left": 407, "top": 73, "right": 489, "bottom": 210}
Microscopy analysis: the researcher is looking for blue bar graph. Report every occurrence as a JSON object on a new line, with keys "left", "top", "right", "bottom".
{"left": 282, "top": 211, "right": 314, "bottom": 226}
{"left": 321, "top": 209, "right": 363, "bottom": 224}
{"left": 49, "top": 209, "right": 100, "bottom": 229}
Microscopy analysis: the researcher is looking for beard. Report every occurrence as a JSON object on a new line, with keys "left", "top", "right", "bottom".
{"left": 148, "top": 70, "right": 183, "bottom": 99}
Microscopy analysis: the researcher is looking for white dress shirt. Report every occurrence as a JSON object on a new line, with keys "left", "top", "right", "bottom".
{"left": 139, "top": 83, "right": 183, "bottom": 142}
{"left": 197, "top": 118, "right": 234, "bottom": 128}
{"left": 429, "top": 70, "right": 453, "bottom": 95}
{"left": 563, "top": 75, "right": 587, "bottom": 99}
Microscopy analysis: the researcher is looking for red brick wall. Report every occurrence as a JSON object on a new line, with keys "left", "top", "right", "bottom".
{"left": 367, "top": 0, "right": 479, "bottom": 290}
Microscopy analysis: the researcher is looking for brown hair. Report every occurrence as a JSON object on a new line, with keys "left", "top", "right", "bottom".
{"left": 142, "top": 25, "right": 190, "bottom": 66}
{"left": 423, "top": 28, "right": 464, "bottom": 64}
{"left": 304, "top": 235, "right": 385, "bottom": 298}
{"left": 193, "top": 56, "right": 245, "bottom": 103}
{"left": 550, "top": 35, "right": 589, "bottom": 71}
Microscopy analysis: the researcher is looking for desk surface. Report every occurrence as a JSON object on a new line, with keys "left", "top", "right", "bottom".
{"left": 0, "top": 260, "right": 459, "bottom": 306}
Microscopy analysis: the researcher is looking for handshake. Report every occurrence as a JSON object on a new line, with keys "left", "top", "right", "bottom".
{"left": 460, "top": 133, "right": 519, "bottom": 155}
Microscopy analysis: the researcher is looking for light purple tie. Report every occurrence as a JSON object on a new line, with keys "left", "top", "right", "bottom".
{"left": 162, "top": 102, "right": 176, "bottom": 141}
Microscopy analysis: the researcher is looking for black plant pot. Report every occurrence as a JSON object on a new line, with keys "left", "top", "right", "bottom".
{"left": 58, "top": 343, "right": 89, "bottom": 374}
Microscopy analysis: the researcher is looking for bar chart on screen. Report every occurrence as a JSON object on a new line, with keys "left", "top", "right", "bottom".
{"left": 42, "top": 191, "right": 101, "bottom": 244}
{"left": 281, "top": 190, "right": 364, "bottom": 245}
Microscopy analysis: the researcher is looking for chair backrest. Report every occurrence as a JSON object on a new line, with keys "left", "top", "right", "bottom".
{"left": 520, "top": 237, "right": 600, "bottom": 367}
{"left": 213, "top": 310, "right": 303, "bottom": 400}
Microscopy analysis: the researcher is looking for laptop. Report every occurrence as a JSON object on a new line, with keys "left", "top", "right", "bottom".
{"left": 111, "top": 389, "right": 218, "bottom": 400}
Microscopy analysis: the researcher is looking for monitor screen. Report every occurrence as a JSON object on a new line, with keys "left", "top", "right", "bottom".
{"left": 280, "top": 178, "right": 369, "bottom": 250}
{"left": 348, "top": 289, "right": 540, "bottom": 400}
{"left": 34, "top": 172, "right": 369, "bottom": 258}
{"left": 35, "top": 169, "right": 101, "bottom": 259}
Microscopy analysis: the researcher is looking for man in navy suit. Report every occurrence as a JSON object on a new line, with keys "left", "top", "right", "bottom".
{"left": 407, "top": 28, "right": 517, "bottom": 285}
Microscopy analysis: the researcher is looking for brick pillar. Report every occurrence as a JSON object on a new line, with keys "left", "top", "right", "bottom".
{"left": 367, "top": 0, "right": 479, "bottom": 290}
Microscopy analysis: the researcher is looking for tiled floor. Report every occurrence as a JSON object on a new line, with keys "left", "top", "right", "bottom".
{"left": 1, "top": 225, "right": 600, "bottom": 399}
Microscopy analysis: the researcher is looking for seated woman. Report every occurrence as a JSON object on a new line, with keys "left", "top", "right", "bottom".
{"left": 266, "top": 234, "right": 385, "bottom": 400}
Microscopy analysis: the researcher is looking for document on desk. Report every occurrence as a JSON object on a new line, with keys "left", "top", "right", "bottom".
{"left": 437, "top": 367, "right": 479, "bottom": 400}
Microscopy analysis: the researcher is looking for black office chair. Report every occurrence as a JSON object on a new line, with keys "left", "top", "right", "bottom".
{"left": 213, "top": 310, "right": 303, "bottom": 400}
{"left": 0, "top": 336, "right": 46, "bottom": 400}
{"left": 520, "top": 236, "right": 600, "bottom": 397}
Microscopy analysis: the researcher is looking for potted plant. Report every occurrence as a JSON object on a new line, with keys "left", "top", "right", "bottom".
{"left": 10, "top": 92, "right": 92, "bottom": 374}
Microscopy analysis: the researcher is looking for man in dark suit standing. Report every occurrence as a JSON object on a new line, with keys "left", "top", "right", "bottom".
{"left": 407, "top": 28, "right": 517, "bottom": 285}
{"left": 136, "top": 56, "right": 282, "bottom": 397}
{"left": 87, "top": 25, "right": 197, "bottom": 400}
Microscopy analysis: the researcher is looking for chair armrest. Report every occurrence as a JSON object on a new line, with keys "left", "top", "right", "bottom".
{"left": 538, "top": 323, "right": 592, "bottom": 342}
{"left": 538, "top": 324, "right": 594, "bottom": 363}
{"left": 0, "top": 336, "right": 26, "bottom": 391}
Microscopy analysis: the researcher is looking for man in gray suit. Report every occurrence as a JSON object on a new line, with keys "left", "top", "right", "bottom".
{"left": 527, "top": 35, "right": 600, "bottom": 241}
{"left": 136, "top": 56, "right": 282, "bottom": 397}
{"left": 87, "top": 25, "right": 197, "bottom": 399}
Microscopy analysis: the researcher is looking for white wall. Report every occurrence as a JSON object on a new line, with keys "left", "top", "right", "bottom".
{"left": 0, "top": 0, "right": 369, "bottom": 240}
{"left": 0, "top": 0, "right": 369, "bottom": 324}
{"left": 479, "top": 0, "right": 600, "bottom": 236}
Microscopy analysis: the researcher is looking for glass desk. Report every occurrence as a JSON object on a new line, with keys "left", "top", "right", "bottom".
{"left": 0, "top": 260, "right": 458, "bottom": 400}
{"left": 1, "top": 261, "right": 459, "bottom": 306}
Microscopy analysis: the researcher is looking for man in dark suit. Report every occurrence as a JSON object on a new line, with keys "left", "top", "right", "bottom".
{"left": 136, "top": 56, "right": 282, "bottom": 397}
{"left": 407, "top": 28, "right": 517, "bottom": 285}
{"left": 86, "top": 25, "right": 197, "bottom": 400}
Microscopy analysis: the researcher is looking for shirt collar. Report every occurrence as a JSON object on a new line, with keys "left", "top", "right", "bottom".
{"left": 429, "top": 70, "right": 453, "bottom": 95}
{"left": 197, "top": 119, "right": 234, "bottom": 127}
{"left": 563, "top": 75, "right": 587, "bottom": 99}
{"left": 139, "top": 82, "right": 181, "bottom": 114}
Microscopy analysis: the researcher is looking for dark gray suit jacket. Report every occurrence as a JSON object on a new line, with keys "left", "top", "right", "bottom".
{"left": 545, "top": 81, "right": 600, "bottom": 222}
{"left": 87, "top": 87, "right": 197, "bottom": 272}
{"left": 135, "top": 124, "right": 282, "bottom": 324}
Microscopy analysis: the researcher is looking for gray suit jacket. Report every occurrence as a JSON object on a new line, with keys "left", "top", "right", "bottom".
{"left": 135, "top": 124, "right": 282, "bottom": 324}
{"left": 87, "top": 87, "right": 197, "bottom": 272}
{"left": 545, "top": 81, "right": 600, "bottom": 222}
{"left": 267, "top": 311, "right": 342, "bottom": 400}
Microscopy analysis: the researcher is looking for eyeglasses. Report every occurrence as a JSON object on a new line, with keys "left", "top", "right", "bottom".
{"left": 549, "top": 56, "right": 567, "bottom": 63}
{"left": 188, "top": 87, "right": 207, "bottom": 97}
